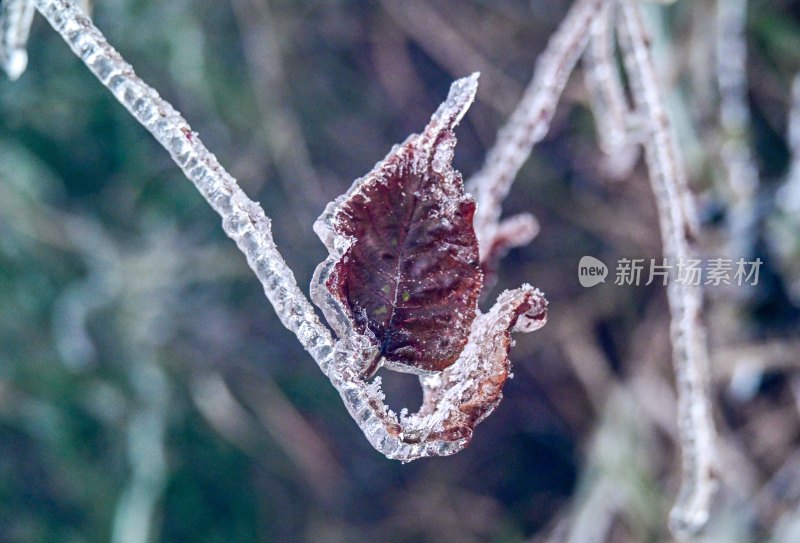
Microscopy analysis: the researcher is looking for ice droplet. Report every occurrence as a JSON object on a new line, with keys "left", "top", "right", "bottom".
{"left": 5, "top": 49, "right": 27, "bottom": 80}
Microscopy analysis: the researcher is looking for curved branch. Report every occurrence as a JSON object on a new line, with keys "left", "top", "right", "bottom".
{"left": 33, "top": 0, "right": 337, "bottom": 367}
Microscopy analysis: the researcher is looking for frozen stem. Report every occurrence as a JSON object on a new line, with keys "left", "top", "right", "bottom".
{"left": 0, "top": 0, "right": 35, "bottom": 80}
{"left": 468, "top": 0, "right": 602, "bottom": 263}
{"left": 583, "top": 0, "right": 640, "bottom": 179}
{"left": 326, "top": 284, "right": 548, "bottom": 461}
{"left": 618, "top": 0, "right": 717, "bottom": 537}
{"left": 33, "top": 0, "right": 338, "bottom": 367}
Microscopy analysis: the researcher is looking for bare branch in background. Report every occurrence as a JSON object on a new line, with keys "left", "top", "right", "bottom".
{"left": 563, "top": 390, "right": 659, "bottom": 543}
{"left": 467, "top": 0, "right": 601, "bottom": 263}
{"left": 583, "top": 0, "right": 640, "bottom": 179}
{"left": 380, "top": 0, "right": 522, "bottom": 113}
{"left": 230, "top": 0, "right": 325, "bottom": 216}
{"left": 233, "top": 372, "right": 344, "bottom": 498}
{"left": 756, "top": 450, "right": 800, "bottom": 539}
{"left": 618, "top": 0, "right": 717, "bottom": 537}
{"left": 789, "top": 75, "right": 800, "bottom": 200}
{"left": 712, "top": 339, "right": 800, "bottom": 387}
{"left": 111, "top": 355, "right": 169, "bottom": 543}
{"left": 555, "top": 313, "right": 613, "bottom": 412}
{"left": 770, "top": 73, "right": 800, "bottom": 301}
{"left": 190, "top": 372, "right": 262, "bottom": 455}
{"left": 716, "top": 0, "right": 760, "bottom": 260}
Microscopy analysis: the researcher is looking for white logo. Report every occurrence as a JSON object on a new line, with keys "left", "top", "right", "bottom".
{"left": 579, "top": 256, "right": 608, "bottom": 288}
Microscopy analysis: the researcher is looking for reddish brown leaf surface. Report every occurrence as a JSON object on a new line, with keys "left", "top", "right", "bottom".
{"left": 325, "top": 132, "right": 483, "bottom": 373}
{"left": 311, "top": 75, "right": 484, "bottom": 374}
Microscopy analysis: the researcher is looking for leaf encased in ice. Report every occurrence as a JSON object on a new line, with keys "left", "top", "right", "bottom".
{"left": 312, "top": 74, "right": 483, "bottom": 375}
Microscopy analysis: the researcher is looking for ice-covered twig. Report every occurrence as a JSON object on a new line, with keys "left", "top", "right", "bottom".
{"left": 326, "top": 284, "right": 548, "bottom": 461}
{"left": 716, "top": 0, "right": 760, "bottom": 259}
{"left": 33, "top": 0, "right": 338, "bottom": 367}
{"left": 583, "top": 0, "right": 639, "bottom": 179}
{"left": 480, "top": 212, "right": 540, "bottom": 281}
{"left": 0, "top": 0, "right": 35, "bottom": 80}
{"left": 617, "top": 0, "right": 717, "bottom": 537}
{"left": 468, "top": 0, "right": 602, "bottom": 263}
{"left": 0, "top": 0, "right": 92, "bottom": 80}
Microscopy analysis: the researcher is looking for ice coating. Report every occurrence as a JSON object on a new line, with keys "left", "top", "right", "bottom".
{"left": 313, "top": 74, "right": 549, "bottom": 459}
{"left": 24, "top": 3, "right": 550, "bottom": 461}
{"left": 326, "top": 284, "right": 547, "bottom": 461}
{"left": 33, "top": 0, "right": 338, "bottom": 367}
{"left": 311, "top": 72, "right": 483, "bottom": 375}
{"left": 0, "top": 0, "right": 35, "bottom": 80}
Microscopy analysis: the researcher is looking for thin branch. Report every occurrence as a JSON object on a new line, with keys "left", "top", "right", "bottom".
{"left": 756, "top": 450, "right": 800, "bottom": 539}
{"left": 467, "top": 0, "right": 602, "bottom": 261}
{"left": 716, "top": 0, "right": 759, "bottom": 259}
{"left": 583, "top": 0, "right": 639, "bottom": 179}
{"left": 564, "top": 390, "right": 655, "bottom": 543}
{"left": 789, "top": 74, "right": 800, "bottom": 198}
{"left": 617, "top": 1, "right": 717, "bottom": 538}
{"left": 190, "top": 372, "right": 262, "bottom": 455}
{"left": 234, "top": 372, "right": 344, "bottom": 497}
{"left": 772, "top": 73, "right": 800, "bottom": 300}
{"left": 716, "top": 339, "right": 800, "bottom": 389}
{"left": 380, "top": 0, "right": 522, "bottom": 113}
{"left": 111, "top": 352, "right": 169, "bottom": 543}
{"left": 0, "top": 0, "right": 35, "bottom": 80}
{"left": 33, "top": 0, "right": 338, "bottom": 368}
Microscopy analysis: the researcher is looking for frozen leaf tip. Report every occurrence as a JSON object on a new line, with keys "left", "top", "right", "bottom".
{"left": 312, "top": 74, "right": 483, "bottom": 375}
